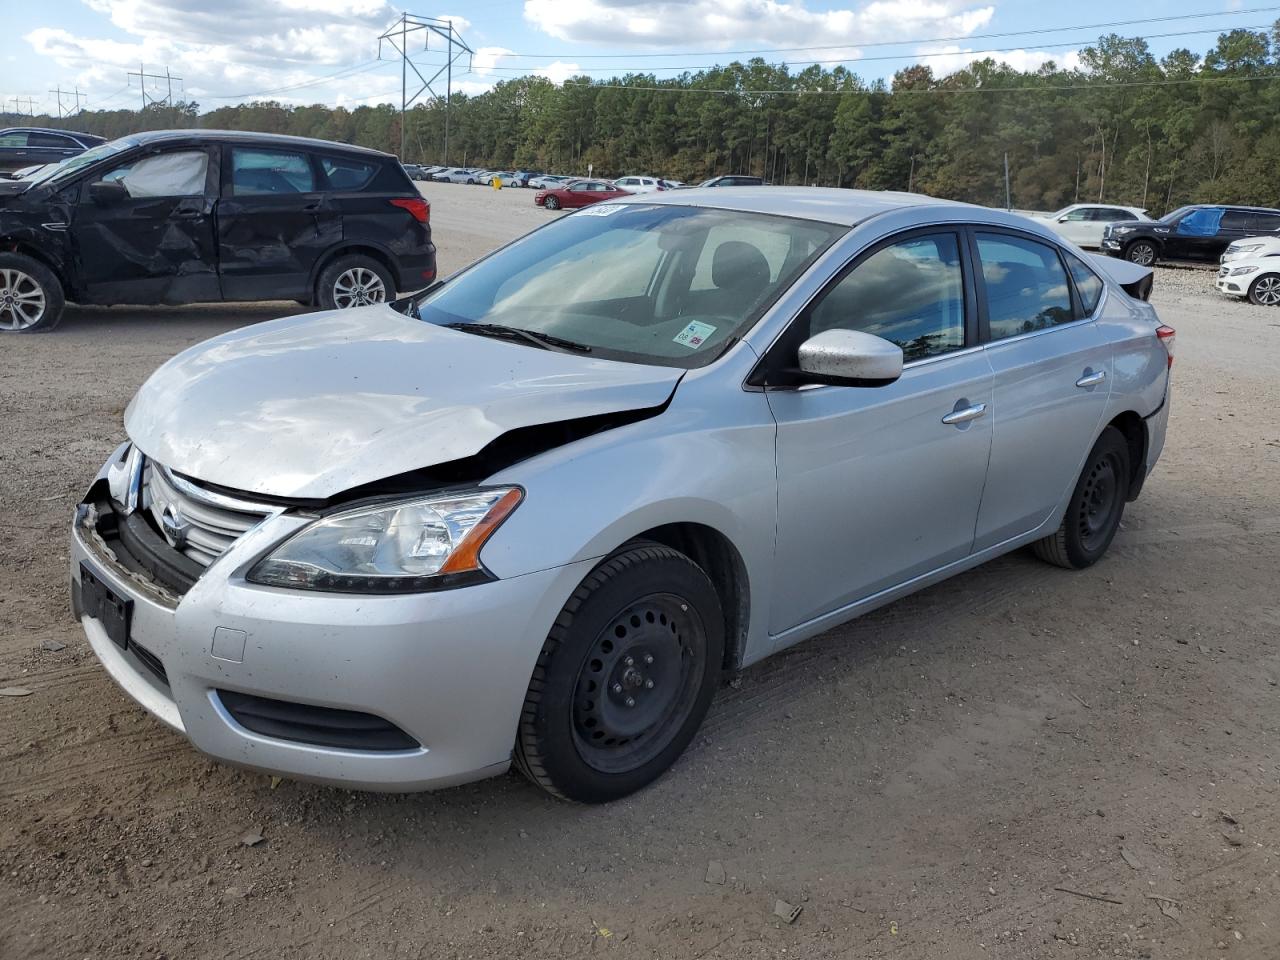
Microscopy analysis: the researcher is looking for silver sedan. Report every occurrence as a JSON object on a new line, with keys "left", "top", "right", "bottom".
{"left": 70, "top": 188, "right": 1175, "bottom": 802}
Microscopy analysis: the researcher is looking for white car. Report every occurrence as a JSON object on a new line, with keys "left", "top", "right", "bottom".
{"left": 613, "top": 175, "right": 666, "bottom": 194}
{"left": 1037, "top": 204, "right": 1150, "bottom": 249}
{"left": 528, "top": 174, "right": 570, "bottom": 190}
{"left": 436, "top": 167, "right": 480, "bottom": 184}
{"left": 1216, "top": 254, "right": 1280, "bottom": 306}
{"left": 1221, "top": 235, "right": 1280, "bottom": 263}
{"left": 487, "top": 171, "right": 522, "bottom": 187}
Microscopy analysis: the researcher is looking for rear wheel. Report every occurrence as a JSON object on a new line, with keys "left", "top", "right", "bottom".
{"left": 316, "top": 255, "right": 395, "bottom": 311}
{"left": 0, "top": 253, "right": 65, "bottom": 333}
{"left": 1248, "top": 273, "right": 1280, "bottom": 306}
{"left": 1124, "top": 240, "right": 1157, "bottom": 266}
{"left": 1033, "top": 427, "right": 1131, "bottom": 570}
{"left": 514, "top": 542, "right": 724, "bottom": 803}
{"left": 544, "top": 195, "right": 560, "bottom": 210}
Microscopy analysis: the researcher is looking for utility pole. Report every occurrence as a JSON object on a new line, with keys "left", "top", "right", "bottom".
{"left": 1003, "top": 152, "right": 1011, "bottom": 210}
{"left": 9, "top": 96, "right": 38, "bottom": 116}
{"left": 48, "top": 85, "right": 86, "bottom": 118}
{"left": 127, "top": 64, "right": 183, "bottom": 110}
{"left": 378, "top": 14, "right": 473, "bottom": 163}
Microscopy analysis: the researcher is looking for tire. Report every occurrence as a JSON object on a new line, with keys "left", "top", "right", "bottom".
{"left": 544, "top": 195, "right": 560, "bottom": 210}
{"left": 0, "top": 252, "right": 65, "bottom": 333}
{"left": 1032, "top": 426, "right": 1131, "bottom": 570}
{"left": 1247, "top": 273, "right": 1280, "bottom": 307}
{"left": 315, "top": 255, "right": 395, "bottom": 311}
{"left": 1124, "top": 240, "right": 1157, "bottom": 267}
{"left": 466, "top": 178, "right": 476, "bottom": 185}
{"left": 513, "top": 542, "right": 725, "bottom": 803}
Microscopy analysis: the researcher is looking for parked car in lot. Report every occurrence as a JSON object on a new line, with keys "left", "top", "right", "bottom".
{"left": 1216, "top": 253, "right": 1280, "bottom": 305}
{"left": 403, "top": 164, "right": 433, "bottom": 181}
{"left": 1035, "top": 204, "right": 1149, "bottom": 249}
{"left": 699, "top": 174, "right": 765, "bottom": 187}
{"left": 1221, "top": 235, "right": 1280, "bottom": 263}
{"left": 434, "top": 167, "right": 479, "bottom": 184}
{"left": 70, "top": 187, "right": 1173, "bottom": 802}
{"left": 1102, "top": 204, "right": 1280, "bottom": 265}
{"left": 0, "top": 127, "right": 106, "bottom": 177}
{"left": 487, "top": 171, "right": 523, "bottom": 188}
{"left": 613, "top": 175, "right": 666, "bottom": 194}
{"left": 535, "top": 178, "right": 630, "bottom": 210}
{"left": 527, "top": 174, "right": 571, "bottom": 190}
{"left": 0, "top": 129, "right": 434, "bottom": 332}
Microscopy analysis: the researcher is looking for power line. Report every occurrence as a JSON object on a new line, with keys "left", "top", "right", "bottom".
{"left": 377, "top": 13, "right": 473, "bottom": 161}
{"left": 203, "top": 60, "right": 384, "bottom": 101}
{"left": 482, "top": 5, "right": 1280, "bottom": 60}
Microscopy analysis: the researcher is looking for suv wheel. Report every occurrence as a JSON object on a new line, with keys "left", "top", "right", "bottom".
{"left": 1032, "top": 426, "right": 1131, "bottom": 570}
{"left": 0, "top": 253, "right": 65, "bottom": 333}
{"left": 316, "top": 256, "right": 394, "bottom": 311}
{"left": 514, "top": 542, "right": 724, "bottom": 803}
{"left": 1248, "top": 273, "right": 1280, "bottom": 306}
{"left": 1124, "top": 240, "right": 1157, "bottom": 266}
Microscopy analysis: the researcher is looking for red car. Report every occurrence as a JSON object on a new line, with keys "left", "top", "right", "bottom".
{"left": 535, "top": 178, "right": 630, "bottom": 210}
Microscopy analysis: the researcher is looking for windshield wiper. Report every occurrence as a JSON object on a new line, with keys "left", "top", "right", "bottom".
{"left": 445, "top": 322, "right": 591, "bottom": 353}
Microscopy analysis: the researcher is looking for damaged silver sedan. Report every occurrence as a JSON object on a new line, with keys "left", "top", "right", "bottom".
{"left": 71, "top": 188, "right": 1174, "bottom": 801}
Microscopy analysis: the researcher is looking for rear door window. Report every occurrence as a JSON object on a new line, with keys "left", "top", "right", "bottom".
{"left": 230, "top": 148, "right": 315, "bottom": 195}
{"left": 320, "top": 156, "right": 376, "bottom": 191}
{"left": 976, "top": 233, "right": 1075, "bottom": 339}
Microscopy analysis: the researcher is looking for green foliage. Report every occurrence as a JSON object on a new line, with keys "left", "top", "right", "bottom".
{"left": 6, "top": 21, "right": 1279, "bottom": 213}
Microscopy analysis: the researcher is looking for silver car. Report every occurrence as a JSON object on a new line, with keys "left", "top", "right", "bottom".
{"left": 70, "top": 188, "right": 1174, "bottom": 802}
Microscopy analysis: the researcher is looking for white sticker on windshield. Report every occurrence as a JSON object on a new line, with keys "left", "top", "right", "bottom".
{"left": 673, "top": 320, "right": 717, "bottom": 349}
{"left": 575, "top": 203, "right": 625, "bottom": 217}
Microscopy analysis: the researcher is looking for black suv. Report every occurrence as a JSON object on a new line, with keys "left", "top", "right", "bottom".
{"left": 0, "top": 127, "right": 106, "bottom": 177}
{"left": 0, "top": 130, "right": 435, "bottom": 332}
{"left": 1102, "top": 204, "right": 1280, "bottom": 265}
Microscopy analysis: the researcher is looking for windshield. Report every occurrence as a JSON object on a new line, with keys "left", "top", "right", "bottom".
{"left": 416, "top": 203, "right": 845, "bottom": 368}
{"left": 29, "top": 137, "right": 138, "bottom": 186}
{"left": 1160, "top": 205, "right": 1195, "bottom": 224}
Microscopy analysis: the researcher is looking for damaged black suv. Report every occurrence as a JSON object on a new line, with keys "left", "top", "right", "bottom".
{"left": 0, "top": 130, "right": 435, "bottom": 332}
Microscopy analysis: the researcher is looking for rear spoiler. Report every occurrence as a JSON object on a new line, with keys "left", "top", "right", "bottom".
{"left": 1087, "top": 254, "right": 1154, "bottom": 301}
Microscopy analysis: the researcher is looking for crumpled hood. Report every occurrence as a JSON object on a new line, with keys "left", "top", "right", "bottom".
{"left": 125, "top": 305, "right": 682, "bottom": 499}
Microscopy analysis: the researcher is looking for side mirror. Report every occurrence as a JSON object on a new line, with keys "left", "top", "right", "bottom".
{"left": 1057, "top": 214, "right": 1071, "bottom": 223}
{"left": 797, "top": 329, "right": 903, "bottom": 386}
{"left": 89, "top": 180, "right": 129, "bottom": 205}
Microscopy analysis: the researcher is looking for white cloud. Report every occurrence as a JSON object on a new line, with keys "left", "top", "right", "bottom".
{"left": 523, "top": 0, "right": 995, "bottom": 50}
{"left": 921, "top": 44, "right": 1082, "bottom": 76}
{"left": 536, "top": 61, "right": 582, "bottom": 84}
{"left": 472, "top": 46, "right": 515, "bottom": 77}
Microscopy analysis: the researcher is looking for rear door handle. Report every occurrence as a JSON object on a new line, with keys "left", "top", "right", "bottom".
{"left": 1075, "top": 370, "right": 1107, "bottom": 388}
{"left": 941, "top": 402, "right": 987, "bottom": 425}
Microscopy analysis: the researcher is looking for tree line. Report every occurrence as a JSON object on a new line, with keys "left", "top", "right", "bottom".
{"left": 6, "top": 24, "right": 1280, "bottom": 215}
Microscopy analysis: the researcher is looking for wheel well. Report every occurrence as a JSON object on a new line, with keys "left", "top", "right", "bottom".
{"left": 1107, "top": 411, "right": 1148, "bottom": 501}
{"left": 633, "top": 523, "right": 750, "bottom": 676}
{"left": 311, "top": 244, "right": 398, "bottom": 298}
{"left": 0, "top": 239, "right": 69, "bottom": 293}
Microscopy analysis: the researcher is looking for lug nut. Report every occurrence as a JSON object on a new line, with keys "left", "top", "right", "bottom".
{"left": 612, "top": 683, "right": 623, "bottom": 694}
{"left": 643, "top": 654, "right": 654, "bottom": 665}
{"left": 645, "top": 679, "right": 654, "bottom": 689}
{"left": 624, "top": 656, "right": 634, "bottom": 666}
{"left": 625, "top": 696, "right": 636, "bottom": 708}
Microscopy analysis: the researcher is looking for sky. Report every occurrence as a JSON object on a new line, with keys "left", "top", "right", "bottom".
{"left": 0, "top": 0, "right": 1273, "bottom": 116}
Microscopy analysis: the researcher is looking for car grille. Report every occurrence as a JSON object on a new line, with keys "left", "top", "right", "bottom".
{"left": 141, "top": 459, "right": 275, "bottom": 567}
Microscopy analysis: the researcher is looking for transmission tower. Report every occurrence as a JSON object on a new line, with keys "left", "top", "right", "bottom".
{"left": 9, "top": 96, "right": 38, "bottom": 117}
{"left": 48, "top": 85, "right": 86, "bottom": 118}
{"left": 127, "top": 64, "right": 183, "bottom": 110}
{"left": 377, "top": 14, "right": 473, "bottom": 163}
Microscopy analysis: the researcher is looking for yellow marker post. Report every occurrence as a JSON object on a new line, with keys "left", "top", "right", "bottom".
{"left": 492, "top": 175, "right": 502, "bottom": 191}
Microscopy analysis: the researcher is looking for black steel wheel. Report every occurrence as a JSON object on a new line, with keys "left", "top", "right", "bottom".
{"left": 1033, "top": 426, "right": 1131, "bottom": 569}
{"left": 1124, "top": 240, "right": 1157, "bottom": 266}
{"left": 514, "top": 542, "right": 724, "bottom": 802}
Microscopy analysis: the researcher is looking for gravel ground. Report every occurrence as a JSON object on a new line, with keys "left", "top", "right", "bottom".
{"left": 2, "top": 186, "right": 1279, "bottom": 959}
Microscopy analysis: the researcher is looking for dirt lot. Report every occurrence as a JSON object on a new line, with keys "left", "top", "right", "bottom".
{"left": 2, "top": 184, "right": 1278, "bottom": 959}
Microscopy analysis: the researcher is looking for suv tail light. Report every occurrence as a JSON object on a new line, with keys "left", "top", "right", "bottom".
{"left": 1156, "top": 325, "right": 1176, "bottom": 368}
{"left": 390, "top": 197, "right": 430, "bottom": 223}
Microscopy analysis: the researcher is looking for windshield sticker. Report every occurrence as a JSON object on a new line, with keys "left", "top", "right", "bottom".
{"left": 575, "top": 203, "right": 625, "bottom": 217}
{"left": 673, "top": 320, "right": 717, "bottom": 349}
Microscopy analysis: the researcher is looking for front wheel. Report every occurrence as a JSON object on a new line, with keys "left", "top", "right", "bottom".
{"left": 0, "top": 252, "right": 65, "bottom": 333}
{"left": 1248, "top": 273, "right": 1280, "bottom": 306}
{"left": 1033, "top": 426, "right": 1131, "bottom": 570}
{"left": 514, "top": 542, "right": 724, "bottom": 803}
{"left": 544, "top": 195, "right": 560, "bottom": 210}
{"left": 315, "top": 255, "right": 395, "bottom": 311}
{"left": 1124, "top": 240, "right": 1157, "bottom": 266}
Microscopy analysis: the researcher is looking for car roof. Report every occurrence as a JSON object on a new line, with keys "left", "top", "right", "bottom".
{"left": 1, "top": 126, "right": 103, "bottom": 141}
{"left": 123, "top": 128, "right": 393, "bottom": 159}
{"left": 611, "top": 186, "right": 970, "bottom": 226}
{"left": 1186, "top": 202, "right": 1280, "bottom": 213}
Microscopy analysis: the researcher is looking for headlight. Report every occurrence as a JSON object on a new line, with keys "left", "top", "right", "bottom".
{"left": 247, "top": 487, "right": 522, "bottom": 593}
{"left": 1227, "top": 265, "right": 1259, "bottom": 276}
{"left": 1229, "top": 244, "right": 1263, "bottom": 255}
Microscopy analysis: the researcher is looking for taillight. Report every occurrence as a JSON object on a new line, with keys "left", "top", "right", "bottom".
{"left": 390, "top": 197, "right": 430, "bottom": 223}
{"left": 1156, "top": 325, "right": 1175, "bottom": 368}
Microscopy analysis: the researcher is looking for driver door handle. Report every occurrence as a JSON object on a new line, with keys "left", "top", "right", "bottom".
{"left": 1075, "top": 370, "right": 1107, "bottom": 388}
{"left": 941, "top": 402, "right": 987, "bottom": 425}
